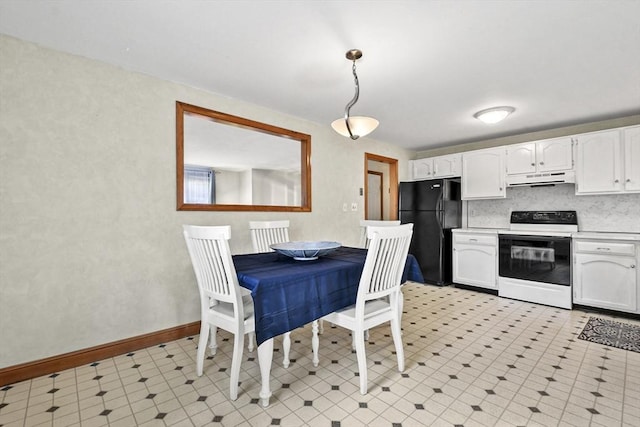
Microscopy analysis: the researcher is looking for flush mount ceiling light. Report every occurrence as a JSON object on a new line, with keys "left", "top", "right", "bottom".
{"left": 331, "top": 49, "right": 379, "bottom": 140}
{"left": 473, "top": 106, "right": 515, "bottom": 124}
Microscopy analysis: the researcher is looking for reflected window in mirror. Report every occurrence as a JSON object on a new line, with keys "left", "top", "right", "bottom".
{"left": 184, "top": 165, "right": 215, "bottom": 204}
{"left": 176, "top": 102, "right": 312, "bottom": 212}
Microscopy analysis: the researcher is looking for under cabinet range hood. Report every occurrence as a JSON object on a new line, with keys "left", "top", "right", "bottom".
{"left": 506, "top": 170, "right": 575, "bottom": 187}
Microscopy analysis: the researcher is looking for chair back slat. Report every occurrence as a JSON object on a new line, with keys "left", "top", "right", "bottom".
{"left": 249, "top": 220, "right": 290, "bottom": 253}
{"left": 358, "top": 220, "right": 401, "bottom": 249}
{"left": 183, "top": 225, "right": 240, "bottom": 305}
{"left": 357, "top": 224, "right": 413, "bottom": 303}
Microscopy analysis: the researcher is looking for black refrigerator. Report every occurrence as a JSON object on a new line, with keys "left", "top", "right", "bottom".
{"left": 399, "top": 179, "right": 461, "bottom": 286}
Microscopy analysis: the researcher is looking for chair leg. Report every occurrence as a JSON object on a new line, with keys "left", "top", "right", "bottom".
{"left": 352, "top": 330, "right": 368, "bottom": 350}
{"left": 318, "top": 319, "right": 324, "bottom": 334}
{"left": 311, "top": 320, "right": 319, "bottom": 367}
{"left": 196, "top": 322, "right": 210, "bottom": 376}
{"left": 390, "top": 314, "right": 405, "bottom": 372}
{"left": 229, "top": 330, "right": 245, "bottom": 400}
{"left": 399, "top": 289, "right": 405, "bottom": 334}
{"left": 353, "top": 327, "right": 368, "bottom": 395}
{"left": 282, "top": 332, "right": 291, "bottom": 368}
{"left": 208, "top": 326, "right": 217, "bottom": 356}
{"left": 248, "top": 332, "right": 255, "bottom": 352}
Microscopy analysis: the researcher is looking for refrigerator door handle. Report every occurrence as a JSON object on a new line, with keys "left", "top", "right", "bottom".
{"left": 436, "top": 210, "right": 445, "bottom": 238}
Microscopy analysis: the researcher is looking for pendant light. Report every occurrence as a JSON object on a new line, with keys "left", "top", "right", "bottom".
{"left": 331, "top": 49, "right": 379, "bottom": 140}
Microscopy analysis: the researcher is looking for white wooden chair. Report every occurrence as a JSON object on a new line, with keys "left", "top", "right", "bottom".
{"left": 249, "top": 220, "right": 320, "bottom": 368}
{"left": 357, "top": 220, "right": 402, "bottom": 340}
{"left": 359, "top": 220, "right": 401, "bottom": 248}
{"left": 322, "top": 223, "right": 413, "bottom": 394}
{"left": 249, "top": 220, "right": 290, "bottom": 253}
{"left": 183, "top": 225, "right": 254, "bottom": 400}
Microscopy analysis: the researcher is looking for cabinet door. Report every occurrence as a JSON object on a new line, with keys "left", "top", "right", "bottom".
{"left": 575, "top": 130, "right": 622, "bottom": 194}
{"left": 506, "top": 143, "right": 536, "bottom": 175}
{"left": 433, "top": 154, "right": 461, "bottom": 178}
{"left": 624, "top": 126, "right": 640, "bottom": 192}
{"left": 536, "top": 137, "right": 573, "bottom": 172}
{"left": 574, "top": 253, "right": 637, "bottom": 312}
{"left": 461, "top": 148, "right": 506, "bottom": 199}
{"left": 411, "top": 158, "right": 433, "bottom": 180}
{"left": 453, "top": 243, "right": 497, "bottom": 289}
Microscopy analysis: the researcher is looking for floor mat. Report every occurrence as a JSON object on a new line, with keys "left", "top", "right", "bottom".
{"left": 578, "top": 316, "right": 640, "bottom": 353}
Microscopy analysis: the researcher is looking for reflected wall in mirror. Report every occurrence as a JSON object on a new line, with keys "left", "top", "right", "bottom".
{"left": 176, "top": 102, "right": 312, "bottom": 212}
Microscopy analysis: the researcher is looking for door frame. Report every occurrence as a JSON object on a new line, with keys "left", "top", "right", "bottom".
{"left": 364, "top": 152, "right": 399, "bottom": 220}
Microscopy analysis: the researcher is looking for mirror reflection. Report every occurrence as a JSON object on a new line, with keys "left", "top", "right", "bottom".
{"left": 176, "top": 102, "right": 311, "bottom": 212}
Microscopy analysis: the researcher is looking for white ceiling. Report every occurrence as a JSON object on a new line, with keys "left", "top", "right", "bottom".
{"left": 1, "top": 0, "right": 639, "bottom": 152}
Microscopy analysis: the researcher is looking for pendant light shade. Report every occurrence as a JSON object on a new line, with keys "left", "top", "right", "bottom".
{"left": 332, "top": 49, "right": 378, "bottom": 140}
{"left": 331, "top": 116, "right": 379, "bottom": 138}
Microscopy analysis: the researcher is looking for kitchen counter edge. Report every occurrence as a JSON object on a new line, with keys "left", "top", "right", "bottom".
{"left": 572, "top": 232, "right": 640, "bottom": 241}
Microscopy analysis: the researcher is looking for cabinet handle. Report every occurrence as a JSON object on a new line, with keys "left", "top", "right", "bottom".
{"left": 627, "top": 178, "right": 631, "bottom": 182}
{"left": 614, "top": 179, "right": 619, "bottom": 183}
{"left": 539, "top": 161, "right": 544, "bottom": 165}
{"left": 596, "top": 247, "right": 611, "bottom": 251}
{"left": 631, "top": 264, "right": 636, "bottom": 269}
{"left": 531, "top": 163, "right": 535, "bottom": 166}
{"left": 469, "top": 238, "right": 478, "bottom": 242}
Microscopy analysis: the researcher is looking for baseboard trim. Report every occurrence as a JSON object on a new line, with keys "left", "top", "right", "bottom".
{"left": 0, "top": 321, "right": 200, "bottom": 387}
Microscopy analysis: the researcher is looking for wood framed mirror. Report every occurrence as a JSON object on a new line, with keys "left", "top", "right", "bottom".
{"left": 176, "top": 101, "right": 312, "bottom": 212}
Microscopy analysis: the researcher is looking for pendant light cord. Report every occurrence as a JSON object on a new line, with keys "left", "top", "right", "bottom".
{"left": 344, "top": 60, "right": 361, "bottom": 140}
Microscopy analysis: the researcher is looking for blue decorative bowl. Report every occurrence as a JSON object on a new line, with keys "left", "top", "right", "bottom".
{"left": 270, "top": 241, "right": 341, "bottom": 261}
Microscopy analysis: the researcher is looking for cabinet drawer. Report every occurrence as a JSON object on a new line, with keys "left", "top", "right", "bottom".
{"left": 574, "top": 240, "right": 636, "bottom": 256}
{"left": 454, "top": 234, "right": 496, "bottom": 246}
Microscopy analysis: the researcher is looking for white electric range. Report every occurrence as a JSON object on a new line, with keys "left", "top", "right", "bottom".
{"left": 497, "top": 211, "right": 578, "bottom": 309}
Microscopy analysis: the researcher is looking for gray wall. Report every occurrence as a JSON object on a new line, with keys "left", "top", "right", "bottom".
{"left": 0, "top": 35, "right": 413, "bottom": 368}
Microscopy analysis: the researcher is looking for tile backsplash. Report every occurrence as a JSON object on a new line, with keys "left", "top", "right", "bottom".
{"left": 467, "top": 184, "right": 640, "bottom": 232}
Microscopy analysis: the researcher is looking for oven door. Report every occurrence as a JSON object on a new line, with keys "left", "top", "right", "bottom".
{"left": 498, "top": 234, "right": 571, "bottom": 286}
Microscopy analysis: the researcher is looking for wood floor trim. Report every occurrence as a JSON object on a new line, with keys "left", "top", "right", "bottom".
{"left": 0, "top": 321, "right": 201, "bottom": 387}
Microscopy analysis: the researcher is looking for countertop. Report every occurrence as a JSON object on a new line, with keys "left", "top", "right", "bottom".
{"left": 572, "top": 231, "right": 640, "bottom": 241}
{"left": 455, "top": 228, "right": 640, "bottom": 241}
{"left": 452, "top": 228, "right": 504, "bottom": 234}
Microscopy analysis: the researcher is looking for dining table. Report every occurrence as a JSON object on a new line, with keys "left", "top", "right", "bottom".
{"left": 232, "top": 245, "right": 425, "bottom": 406}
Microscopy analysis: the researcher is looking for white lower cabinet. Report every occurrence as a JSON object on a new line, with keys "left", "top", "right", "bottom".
{"left": 452, "top": 231, "right": 498, "bottom": 290}
{"left": 573, "top": 238, "right": 638, "bottom": 313}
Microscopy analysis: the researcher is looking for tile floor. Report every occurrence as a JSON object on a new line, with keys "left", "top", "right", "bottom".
{"left": 1, "top": 282, "right": 640, "bottom": 427}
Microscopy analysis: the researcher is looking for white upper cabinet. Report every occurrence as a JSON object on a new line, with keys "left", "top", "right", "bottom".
{"left": 536, "top": 137, "right": 574, "bottom": 172}
{"left": 506, "top": 143, "right": 536, "bottom": 174}
{"left": 461, "top": 147, "right": 506, "bottom": 200}
{"left": 409, "top": 158, "right": 433, "bottom": 180}
{"left": 506, "top": 137, "right": 573, "bottom": 175}
{"left": 410, "top": 153, "right": 461, "bottom": 180}
{"left": 433, "top": 153, "right": 461, "bottom": 178}
{"left": 624, "top": 126, "right": 640, "bottom": 192}
{"left": 575, "top": 126, "right": 639, "bottom": 195}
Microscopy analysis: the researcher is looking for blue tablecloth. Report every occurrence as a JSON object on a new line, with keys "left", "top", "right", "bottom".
{"left": 233, "top": 246, "right": 424, "bottom": 346}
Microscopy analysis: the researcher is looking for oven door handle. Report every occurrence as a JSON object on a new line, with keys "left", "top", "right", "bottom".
{"left": 498, "top": 234, "right": 570, "bottom": 243}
